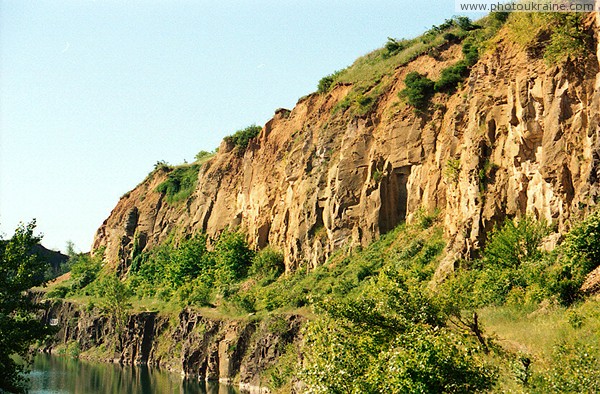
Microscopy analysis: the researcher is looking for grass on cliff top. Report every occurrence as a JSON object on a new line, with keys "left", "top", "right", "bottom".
{"left": 319, "top": 14, "right": 507, "bottom": 118}
{"left": 155, "top": 163, "right": 201, "bottom": 204}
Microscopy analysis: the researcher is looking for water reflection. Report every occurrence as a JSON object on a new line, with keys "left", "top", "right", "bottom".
{"left": 29, "top": 354, "right": 240, "bottom": 394}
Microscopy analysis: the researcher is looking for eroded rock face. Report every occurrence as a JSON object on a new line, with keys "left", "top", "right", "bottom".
{"left": 42, "top": 300, "right": 303, "bottom": 391}
{"left": 93, "top": 22, "right": 600, "bottom": 279}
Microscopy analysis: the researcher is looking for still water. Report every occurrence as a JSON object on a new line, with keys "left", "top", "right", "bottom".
{"left": 28, "top": 354, "right": 241, "bottom": 394}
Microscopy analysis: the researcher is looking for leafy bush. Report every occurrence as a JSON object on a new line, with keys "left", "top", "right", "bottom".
{"left": 127, "top": 229, "right": 253, "bottom": 304}
{"left": 250, "top": 247, "right": 285, "bottom": 281}
{"left": 69, "top": 250, "right": 103, "bottom": 291}
{"left": 544, "top": 13, "right": 588, "bottom": 64}
{"left": 156, "top": 164, "right": 200, "bottom": 204}
{"left": 563, "top": 210, "right": 600, "bottom": 274}
{"left": 167, "top": 234, "right": 209, "bottom": 287}
{"left": 462, "top": 41, "right": 479, "bottom": 66}
{"left": 442, "top": 217, "right": 553, "bottom": 308}
{"left": 399, "top": 72, "right": 435, "bottom": 111}
{"left": 434, "top": 61, "right": 469, "bottom": 93}
{"left": 214, "top": 230, "right": 254, "bottom": 285}
{"left": 302, "top": 269, "right": 496, "bottom": 393}
{"left": 224, "top": 124, "right": 262, "bottom": 150}
{"left": 317, "top": 70, "right": 343, "bottom": 93}
{"left": 194, "top": 150, "right": 213, "bottom": 162}
{"left": 384, "top": 37, "right": 407, "bottom": 57}
{"left": 455, "top": 16, "right": 477, "bottom": 31}
{"left": 484, "top": 216, "right": 549, "bottom": 270}
{"left": 176, "top": 277, "right": 211, "bottom": 307}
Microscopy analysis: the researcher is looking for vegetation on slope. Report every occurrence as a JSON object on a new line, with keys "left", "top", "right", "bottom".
{"left": 224, "top": 124, "right": 262, "bottom": 151}
{"left": 1, "top": 222, "right": 54, "bottom": 393}
{"left": 45, "top": 205, "right": 600, "bottom": 392}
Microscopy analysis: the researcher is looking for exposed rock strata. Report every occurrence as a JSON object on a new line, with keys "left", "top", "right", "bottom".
{"left": 93, "top": 21, "right": 600, "bottom": 281}
{"left": 42, "top": 300, "right": 302, "bottom": 393}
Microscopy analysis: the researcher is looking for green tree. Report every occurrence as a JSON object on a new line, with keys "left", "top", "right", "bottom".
{"left": 484, "top": 216, "right": 549, "bottom": 269}
{"left": 69, "top": 248, "right": 102, "bottom": 291}
{"left": 214, "top": 230, "right": 254, "bottom": 286}
{"left": 99, "top": 274, "right": 131, "bottom": 351}
{"left": 0, "top": 221, "right": 53, "bottom": 393}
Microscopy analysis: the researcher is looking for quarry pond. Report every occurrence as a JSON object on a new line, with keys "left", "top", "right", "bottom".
{"left": 28, "top": 353, "right": 241, "bottom": 394}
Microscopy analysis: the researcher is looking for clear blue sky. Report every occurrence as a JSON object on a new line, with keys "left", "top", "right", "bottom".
{"left": 0, "top": 0, "right": 480, "bottom": 253}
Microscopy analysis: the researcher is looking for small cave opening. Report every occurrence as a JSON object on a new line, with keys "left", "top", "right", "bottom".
{"left": 378, "top": 166, "right": 410, "bottom": 234}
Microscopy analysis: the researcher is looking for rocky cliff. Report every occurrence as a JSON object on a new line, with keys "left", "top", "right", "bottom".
{"left": 93, "top": 14, "right": 600, "bottom": 280}
{"left": 42, "top": 300, "right": 303, "bottom": 392}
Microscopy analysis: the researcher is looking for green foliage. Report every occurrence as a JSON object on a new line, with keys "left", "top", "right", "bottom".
{"left": 443, "top": 211, "right": 600, "bottom": 308}
{"left": 302, "top": 269, "right": 496, "bottom": 393}
{"left": 194, "top": 150, "right": 214, "bottom": 162}
{"left": 442, "top": 217, "right": 553, "bottom": 308}
{"left": 563, "top": 210, "right": 600, "bottom": 274}
{"left": 97, "top": 274, "right": 131, "bottom": 350}
{"left": 224, "top": 124, "right": 262, "bottom": 150}
{"left": 484, "top": 216, "right": 550, "bottom": 270}
{"left": 317, "top": 70, "right": 343, "bottom": 93}
{"left": 455, "top": 16, "right": 477, "bottom": 32}
{"left": 544, "top": 14, "right": 589, "bottom": 64}
{"left": 435, "top": 61, "right": 469, "bottom": 93}
{"left": 444, "top": 158, "right": 461, "bottom": 183}
{"left": 69, "top": 249, "right": 103, "bottom": 292}
{"left": 264, "top": 343, "right": 299, "bottom": 390}
{"left": 462, "top": 41, "right": 479, "bottom": 67}
{"left": 507, "top": 12, "right": 589, "bottom": 65}
{"left": 214, "top": 230, "right": 254, "bottom": 286}
{"left": 127, "top": 229, "right": 253, "bottom": 307}
{"left": 250, "top": 247, "right": 285, "bottom": 282}
{"left": 384, "top": 37, "right": 407, "bottom": 57}
{"left": 490, "top": 11, "right": 509, "bottom": 24}
{"left": 531, "top": 341, "right": 600, "bottom": 392}
{"left": 153, "top": 160, "right": 172, "bottom": 171}
{"left": 155, "top": 163, "right": 201, "bottom": 204}
{"left": 0, "top": 221, "right": 54, "bottom": 393}
{"left": 399, "top": 72, "right": 435, "bottom": 111}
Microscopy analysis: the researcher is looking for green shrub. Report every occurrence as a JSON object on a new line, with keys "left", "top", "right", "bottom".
{"left": 176, "top": 277, "right": 211, "bottom": 307}
{"left": 384, "top": 37, "right": 407, "bottom": 57}
{"left": 167, "top": 234, "right": 209, "bottom": 286}
{"left": 194, "top": 150, "right": 213, "bottom": 162}
{"left": 399, "top": 72, "right": 435, "bottom": 111}
{"left": 443, "top": 32, "right": 459, "bottom": 42}
{"left": 250, "top": 247, "right": 285, "bottom": 280}
{"left": 302, "top": 269, "right": 495, "bottom": 393}
{"left": 455, "top": 16, "right": 477, "bottom": 31}
{"left": 224, "top": 124, "right": 262, "bottom": 150}
{"left": 214, "top": 230, "right": 254, "bottom": 285}
{"left": 317, "top": 70, "right": 343, "bottom": 93}
{"left": 484, "top": 216, "right": 549, "bottom": 270}
{"left": 462, "top": 41, "right": 479, "bottom": 66}
{"left": 156, "top": 164, "right": 201, "bottom": 204}
{"left": 563, "top": 210, "right": 600, "bottom": 274}
{"left": 46, "top": 285, "right": 69, "bottom": 299}
{"left": 434, "top": 61, "right": 469, "bottom": 93}
{"left": 544, "top": 13, "right": 588, "bottom": 65}
{"left": 70, "top": 250, "right": 102, "bottom": 291}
